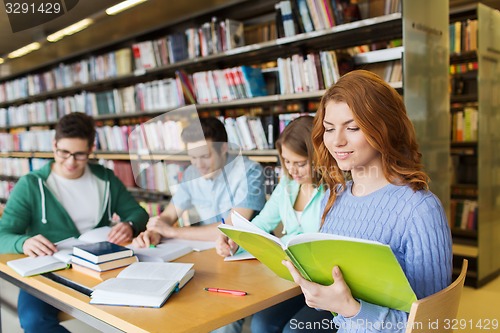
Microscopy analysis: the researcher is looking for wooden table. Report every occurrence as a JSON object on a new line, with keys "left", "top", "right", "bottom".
{"left": 0, "top": 250, "right": 301, "bottom": 333}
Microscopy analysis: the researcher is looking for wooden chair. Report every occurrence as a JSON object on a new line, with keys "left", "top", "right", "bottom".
{"left": 406, "top": 259, "right": 468, "bottom": 333}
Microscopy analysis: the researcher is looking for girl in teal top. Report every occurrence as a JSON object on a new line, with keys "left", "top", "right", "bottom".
{"left": 215, "top": 116, "right": 332, "bottom": 333}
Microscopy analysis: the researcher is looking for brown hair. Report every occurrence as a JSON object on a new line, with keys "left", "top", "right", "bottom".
{"left": 276, "top": 115, "right": 321, "bottom": 186}
{"left": 55, "top": 112, "right": 96, "bottom": 148}
{"left": 312, "top": 70, "right": 429, "bottom": 223}
{"left": 181, "top": 117, "right": 228, "bottom": 153}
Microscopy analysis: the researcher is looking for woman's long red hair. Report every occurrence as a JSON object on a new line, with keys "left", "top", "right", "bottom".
{"left": 312, "top": 70, "right": 429, "bottom": 225}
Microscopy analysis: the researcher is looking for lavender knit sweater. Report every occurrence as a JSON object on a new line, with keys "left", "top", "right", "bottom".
{"left": 321, "top": 181, "right": 452, "bottom": 332}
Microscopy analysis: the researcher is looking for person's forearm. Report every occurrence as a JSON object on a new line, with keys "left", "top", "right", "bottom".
{"left": 171, "top": 223, "right": 221, "bottom": 241}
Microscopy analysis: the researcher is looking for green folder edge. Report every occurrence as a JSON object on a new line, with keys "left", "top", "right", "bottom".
{"left": 220, "top": 228, "right": 416, "bottom": 313}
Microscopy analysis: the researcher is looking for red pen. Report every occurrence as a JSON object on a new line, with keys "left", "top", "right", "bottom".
{"left": 204, "top": 287, "right": 247, "bottom": 296}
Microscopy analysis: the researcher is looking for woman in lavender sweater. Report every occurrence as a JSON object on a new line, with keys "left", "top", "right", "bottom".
{"left": 283, "top": 70, "right": 452, "bottom": 333}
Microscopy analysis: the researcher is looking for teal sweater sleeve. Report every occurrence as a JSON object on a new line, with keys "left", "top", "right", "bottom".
{"left": 0, "top": 176, "right": 35, "bottom": 253}
{"left": 250, "top": 177, "right": 286, "bottom": 234}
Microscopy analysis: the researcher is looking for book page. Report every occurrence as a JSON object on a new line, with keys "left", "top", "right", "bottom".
{"left": 7, "top": 256, "right": 68, "bottom": 277}
{"left": 161, "top": 238, "right": 216, "bottom": 252}
{"left": 93, "top": 278, "right": 175, "bottom": 296}
{"left": 117, "top": 262, "right": 193, "bottom": 281}
{"left": 128, "top": 243, "right": 192, "bottom": 262}
{"left": 78, "top": 226, "right": 112, "bottom": 243}
{"left": 53, "top": 249, "right": 75, "bottom": 264}
{"left": 55, "top": 237, "right": 87, "bottom": 250}
{"left": 226, "top": 211, "right": 283, "bottom": 246}
{"left": 285, "top": 232, "right": 383, "bottom": 247}
{"left": 224, "top": 251, "right": 255, "bottom": 262}
{"left": 55, "top": 226, "right": 112, "bottom": 251}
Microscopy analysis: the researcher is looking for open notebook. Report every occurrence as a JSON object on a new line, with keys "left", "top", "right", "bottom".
{"left": 7, "top": 227, "right": 112, "bottom": 277}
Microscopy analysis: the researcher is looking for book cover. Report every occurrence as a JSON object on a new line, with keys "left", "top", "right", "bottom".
{"left": 219, "top": 211, "right": 417, "bottom": 312}
{"left": 224, "top": 19, "right": 245, "bottom": 50}
{"left": 72, "top": 241, "right": 134, "bottom": 264}
{"left": 71, "top": 255, "right": 139, "bottom": 272}
{"left": 71, "top": 263, "right": 123, "bottom": 280}
{"left": 239, "top": 66, "right": 267, "bottom": 98}
{"left": 90, "top": 262, "right": 195, "bottom": 307}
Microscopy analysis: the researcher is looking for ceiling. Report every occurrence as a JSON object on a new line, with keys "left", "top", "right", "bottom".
{"left": 0, "top": 0, "right": 247, "bottom": 79}
{"left": 0, "top": 0, "right": 124, "bottom": 57}
{"left": 0, "top": 0, "right": 498, "bottom": 79}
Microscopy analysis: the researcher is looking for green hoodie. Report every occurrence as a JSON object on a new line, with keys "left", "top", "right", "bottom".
{"left": 0, "top": 161, "right": 149, "bottom": 254}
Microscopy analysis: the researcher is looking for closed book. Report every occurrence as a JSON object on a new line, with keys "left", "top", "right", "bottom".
{"left": 71, "top": 255, "right": 138, "bottom": 272}
{"left": 73, "top": 241, "right": 134, "bottom": 264}
{"left": 90, "top": 262, "right": 195, "bottom": 307}
{"left": 71, "top": 263, "right": 123, "bottom": 280}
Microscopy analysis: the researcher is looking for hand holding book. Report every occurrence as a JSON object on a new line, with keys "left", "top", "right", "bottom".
{"left": 282, "top": 260, "right": 360, "bottom": 318}
{"left": 219, "top": 211, "right": 417, "bottom": 312}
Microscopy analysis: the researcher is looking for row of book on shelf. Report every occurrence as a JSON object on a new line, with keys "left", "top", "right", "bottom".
{"left": 0, "top": 17, "right": 245, "bottom": 102}
{"left": 100, "top": 159, "right": 187, "bottom": 196}
{"left": 449, "top": 61, "right": 478, "bottom": 75}
{"left": 450, "top": 199, "right": 478, "bottom": 231}
{"left": 0, "top": 64, "right": 267, "bottom": 127}
{"left": 0, "top": 47, "right": 403, "bottom": 128}
{"left": 449, "top": 19, "right": 478, "bottom": 55}
{"left": 0, "top": 113, "right": 306, "bottom": 154}
{"left": 0, "top": 157, "right": 49, "bottom": 177}
{"left": 0, "top": 0, "right": 404, "bottom": 104}
{"left": 274, "top": 0, "right": 401, "bottom": 39}
{"left": 451, "top": 106, "right": 478, "bottom": 142}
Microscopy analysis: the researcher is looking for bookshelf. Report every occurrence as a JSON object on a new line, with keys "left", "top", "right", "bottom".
{"left": 449, "top": 3, "right": 500, "bottom": 287}
{"left": 0, "top": 0, "right": 450, "bottom": 231}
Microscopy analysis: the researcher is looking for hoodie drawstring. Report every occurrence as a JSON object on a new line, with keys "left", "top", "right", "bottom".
{"left": 38, "top": 178, "right": 47, "bottom": 224}
{"left": 107, "top": 182, "right": 112, "bottom": 222}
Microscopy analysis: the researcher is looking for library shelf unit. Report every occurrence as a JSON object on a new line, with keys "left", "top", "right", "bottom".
{"left": 449, "top": 3, "right": 500, "bottom": 287}
{"left": 1, "top": 0, "right": 450, "bottom": 229}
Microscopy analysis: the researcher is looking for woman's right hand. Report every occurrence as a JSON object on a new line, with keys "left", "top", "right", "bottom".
{"left": 215, "top": 234, "right": 239, "bottom": 257}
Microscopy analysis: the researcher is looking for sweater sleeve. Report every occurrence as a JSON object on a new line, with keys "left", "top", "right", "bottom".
{"left": 250, "top": 177, "right": 286, "bottom": 234}
{"left": 332, "top": 195, "right": 452, "bottom": 332}
{"left": 108, "top": 170, "right": 149, "bottom": 235}
{"left": 0, "top": 176, "right": 33, "bottom": 253}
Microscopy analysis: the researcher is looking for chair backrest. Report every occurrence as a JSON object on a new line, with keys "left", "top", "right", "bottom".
{"left": 405, "top": 259, "right": 468, "bottom": 333}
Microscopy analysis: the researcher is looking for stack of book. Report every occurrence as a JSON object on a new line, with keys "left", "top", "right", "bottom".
{"left": 71, "top": 241, "right": 138, "bottom": 280}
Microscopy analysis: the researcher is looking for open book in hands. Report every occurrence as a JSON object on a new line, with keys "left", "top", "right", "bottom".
{"left": 7, "top": 227, "right": 113, "bottom": 277}
{"left": 90, "top": 262, "right": 195, "bottom": 307}
{"left": 218, "top": 211, "right": 417, "bottom": 312}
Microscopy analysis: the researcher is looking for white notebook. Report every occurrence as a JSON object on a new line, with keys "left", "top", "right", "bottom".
{"left": 7, "top": 226, "right": 113, "bottom": 277}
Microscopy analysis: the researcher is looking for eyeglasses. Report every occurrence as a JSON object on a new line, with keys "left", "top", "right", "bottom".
{"left": 55, "top": 148, "right": 89, "bottom": 161}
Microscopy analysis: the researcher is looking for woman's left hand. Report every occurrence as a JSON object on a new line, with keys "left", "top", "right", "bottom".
{"left": 282, "top": 260, "right": 361, "bottom": 317}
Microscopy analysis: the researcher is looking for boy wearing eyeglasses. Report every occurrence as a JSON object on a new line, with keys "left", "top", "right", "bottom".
{"left": 0, "top": 112, "right": 149, "bottom": 333}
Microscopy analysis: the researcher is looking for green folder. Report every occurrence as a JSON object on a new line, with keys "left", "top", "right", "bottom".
{"left": 219, "top": 212, "right": 417, "bottom": 313}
